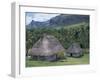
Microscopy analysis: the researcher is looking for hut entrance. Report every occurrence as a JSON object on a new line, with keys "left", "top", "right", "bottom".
{"left": 70, "top": 53, "right": 73, "bottom": 57}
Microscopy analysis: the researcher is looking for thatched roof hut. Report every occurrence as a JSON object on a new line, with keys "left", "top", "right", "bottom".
{"left": 67, "top": 43, "right": 83, "bottom": 57}
{"left": 28, "top": 34, "right": 65, "bottom": 61}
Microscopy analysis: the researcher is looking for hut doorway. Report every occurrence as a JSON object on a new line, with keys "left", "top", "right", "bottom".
{"left": 70, "top": 53, "right": 73, "bottom": 57}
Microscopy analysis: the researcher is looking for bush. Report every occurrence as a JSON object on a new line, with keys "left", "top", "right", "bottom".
{"left": 56, "top": 51, "right": 66, "bottom": 59}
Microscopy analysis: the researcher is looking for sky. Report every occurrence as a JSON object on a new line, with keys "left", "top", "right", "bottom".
{"left": 26, "top": 12, "right": 60, "bottom": 25}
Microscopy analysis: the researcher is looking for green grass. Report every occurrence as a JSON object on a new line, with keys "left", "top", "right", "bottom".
{"left": 26, "top": 50, "right": 89, "bottom": 67}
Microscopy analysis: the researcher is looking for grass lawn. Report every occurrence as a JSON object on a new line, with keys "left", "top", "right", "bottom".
{"left": 26, "top": 51, "right": 89, "bottom": 67}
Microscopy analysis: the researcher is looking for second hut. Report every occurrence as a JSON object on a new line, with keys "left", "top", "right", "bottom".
{"left": 67, "top": 43, "right": 83, "bottom": 57}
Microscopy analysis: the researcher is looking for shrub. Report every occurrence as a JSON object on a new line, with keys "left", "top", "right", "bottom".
{"left": 56, "top": 51, "right": 66, "bottom": 59}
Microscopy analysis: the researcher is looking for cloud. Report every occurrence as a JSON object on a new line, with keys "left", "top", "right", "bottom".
{"left": 26, "top": 16, "right": 33, "bottom": 25}
{"left": 33, "top": 13, "right": 59, "bottom": 22}
{"left": 26, "top": 12, "right": 60, "bottom": 25}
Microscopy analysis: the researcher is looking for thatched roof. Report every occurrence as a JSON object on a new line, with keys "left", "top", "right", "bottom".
{"left": 28, "top": 34, "right": 65, "bottom": 56}
{"left": 67, "top": 43, "right": 82, "bottom": 54}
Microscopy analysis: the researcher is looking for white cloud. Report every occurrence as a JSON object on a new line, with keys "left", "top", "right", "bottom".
{"left": 33, "top": 13, "right": 59, "bottom": 22}
{"left": 26, "top": 12, "right": 60, "bottom": 25}
{"left": 26, "top": 16, "right": 33, "bottom": 25}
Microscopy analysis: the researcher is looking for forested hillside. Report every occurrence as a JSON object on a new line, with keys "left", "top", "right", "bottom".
{"left": 26, "top": 22, "right": 89, "bottom": 54}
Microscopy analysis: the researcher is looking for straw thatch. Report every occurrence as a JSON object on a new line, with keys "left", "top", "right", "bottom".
{"left": 67, "top": 43, "right": 83, "bottom": 57}
{"left": 28, "top": 34, "right": 65, "bottom": 61}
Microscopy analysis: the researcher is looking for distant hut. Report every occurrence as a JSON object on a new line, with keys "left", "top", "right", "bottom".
{"left": 66, "top": 43, "right": 83, "bottom": 57}
{"left": 28, "top": 34, "right": 66, "bottom": 61}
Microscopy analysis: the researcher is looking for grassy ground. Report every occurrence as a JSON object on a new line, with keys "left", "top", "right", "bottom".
{"left": 26, "top": 50, "right": 89, "bottom": 67}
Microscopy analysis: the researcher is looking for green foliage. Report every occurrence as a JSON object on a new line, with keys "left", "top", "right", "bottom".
{"left": 56, "top": 51, "right": 66, "bottom": 59}
{"left": 26, "top": 22, "right": 89, "bottom": 54}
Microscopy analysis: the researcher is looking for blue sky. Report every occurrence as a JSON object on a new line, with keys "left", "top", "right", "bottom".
{"left": 26, "top": 12, "right": 60, "bottom": 25}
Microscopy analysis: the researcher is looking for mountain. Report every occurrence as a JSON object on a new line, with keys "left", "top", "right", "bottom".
{"left": 26, "top": 14, "right": 89, "bottom": 29}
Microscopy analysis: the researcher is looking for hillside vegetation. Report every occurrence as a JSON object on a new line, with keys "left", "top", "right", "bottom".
{"left": 26, "top": 22, "right": 89, "bottom": 54}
